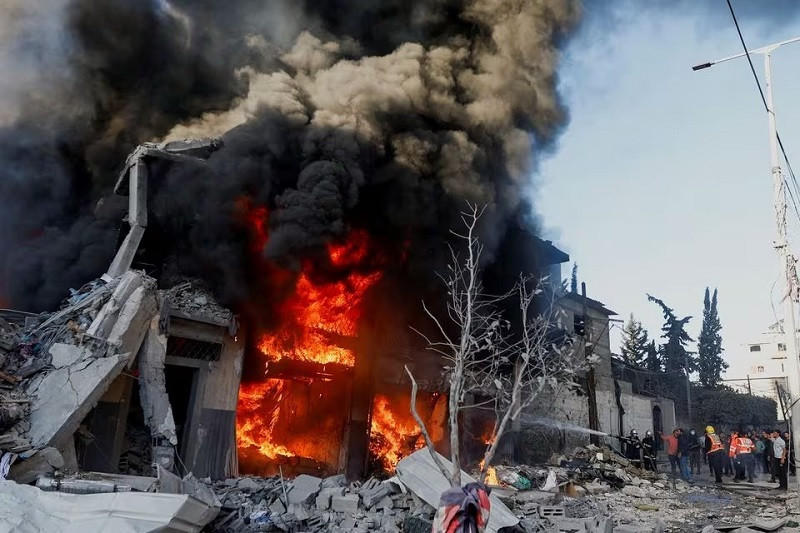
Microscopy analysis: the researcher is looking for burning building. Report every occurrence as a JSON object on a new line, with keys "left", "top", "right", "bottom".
{"left": 0, "top": 0, "right": 582, "bottom": 483}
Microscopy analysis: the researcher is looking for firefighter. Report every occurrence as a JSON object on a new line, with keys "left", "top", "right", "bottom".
{"left": 704, "top": 425, "right": 725, "bottom": 483}
{"left": 729, "top": 431, "right": 741, "bottom": 480}
{"left": 642, "top": 430, "right": 657, "bottom": 472}
{"left": 624, "top": 430, "right": 643, "bottom": 469}
{"left": 735, "top": 431, "right": 756, "bottom": 483}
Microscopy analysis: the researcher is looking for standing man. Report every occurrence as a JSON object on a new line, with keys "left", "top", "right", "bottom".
{"left": 772, "top": 430, "right": 788, "bottom": 490}
{"left": 704, "top": 425, "right": 725, "bottom": 483}
{"left": 642, "top": 431, "right": 657, "bottom": 472}
{"left": 735, "top": 431, "right": 756, "bottom": 483}
{"left": 660, "top": 429, "right": 681, "bottom": 482}
{"left": 625, "top": 430, "right": 643, "bottom": 469}
{"left": 783, "top": 431, "right": 796, "bottom": 477}
{"left": 754, "top": 435, "right": 765, "bottom": 475}
{"left": 688, "top": 429, "right": 703, "bottom": 475}
{"left": 763, "top": 430, "right": 775, "bottom": 482}
{"left": 729, "top": 431, "right": 741, "bottom": 481}
{"left": 677, "top": 428, "right": 693, "bottom": 482}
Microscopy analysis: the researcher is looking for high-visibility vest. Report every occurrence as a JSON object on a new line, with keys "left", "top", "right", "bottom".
{"left": 729, "top": 437, "right": 738, "bottom": 457}
{"left": 737, "top": 437, "right": 754, "bottom": 454}
{"left": 708, "top": 433, "right": 724, "bottom": 453}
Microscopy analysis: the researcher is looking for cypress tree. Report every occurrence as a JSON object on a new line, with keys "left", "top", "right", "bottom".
{"left": 570, "top": 263, "right": 578, "bottom": 293}
{"left": 644, "top": 340, "right": 662, "bottom": 372}
{"left": 697, "top": 288, "right": 727, "bottom": 388}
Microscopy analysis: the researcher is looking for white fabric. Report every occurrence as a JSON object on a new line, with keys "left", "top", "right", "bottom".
{"left": 773, "top": 436, "right": 786, "bottom": 459}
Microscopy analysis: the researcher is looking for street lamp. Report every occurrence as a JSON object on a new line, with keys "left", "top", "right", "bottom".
{"left": 694, "top": 36, "right": 800, "bottom": 489}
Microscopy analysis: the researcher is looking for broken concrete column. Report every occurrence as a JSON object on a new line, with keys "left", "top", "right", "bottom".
{"left": 107, "top": 279, "right": 159, "bottom": 368}
{"left": 138, "top": 316, "right": 178, "bottom": 446}
{"left": 87, "top": 270, "right": 145, "bottom": 339}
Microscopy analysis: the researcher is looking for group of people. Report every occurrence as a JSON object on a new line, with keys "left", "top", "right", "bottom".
{"left": 619, "top": 426, "right": 794, "bottom": 490}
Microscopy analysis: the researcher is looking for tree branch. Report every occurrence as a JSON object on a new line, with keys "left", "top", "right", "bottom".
{"left": 404, "top": 365, "right": 451, "bottom": 480}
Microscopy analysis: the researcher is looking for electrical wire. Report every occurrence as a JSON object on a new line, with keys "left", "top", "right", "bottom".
{"left": 726, "top": 0, "right": 800, "bottom": 231}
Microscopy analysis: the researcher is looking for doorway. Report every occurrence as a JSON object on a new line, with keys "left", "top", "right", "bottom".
{"left": 164, "top": 364, "right": 199, "bottom": 460}
{"left": 652, "top": 405, "right": 663, "bottom": 451}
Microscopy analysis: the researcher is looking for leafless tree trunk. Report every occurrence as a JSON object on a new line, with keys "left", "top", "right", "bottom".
{"left": 407, "top": 204, "right": 585, "bottom": 488}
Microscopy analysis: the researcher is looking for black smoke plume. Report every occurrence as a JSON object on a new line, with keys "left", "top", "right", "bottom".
{"left": 0, "top": 0, "right": 580, "bottom": 311}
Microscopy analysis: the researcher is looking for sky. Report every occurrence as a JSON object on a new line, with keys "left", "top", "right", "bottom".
{"left": 538, "top": 1, "right": 800, "bottom": 379}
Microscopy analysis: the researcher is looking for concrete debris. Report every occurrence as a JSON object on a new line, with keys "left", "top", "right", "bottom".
{"left": 164, "top": 281, "right": 234, "bottom": 328}
{"left": 0, "top": 479, "right": 217, "bottom": 532}
{"left": 137, "top": 316, "right": 178, "bottom": 445}
{"left": 0, "top": 270, "right": 167, "bottom": 478}
{"left": 208, "top": 474, "right": 418, "bottom": 532}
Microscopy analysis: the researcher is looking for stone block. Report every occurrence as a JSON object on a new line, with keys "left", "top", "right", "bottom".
{"left": 8, "top": 447, "right": 64, "bottom": 485}
{"left": 288, "top": 474, "right": 321, "bottom": 505}
{"left": 321, "top": 474, "right": 347, "bottom": 488}
{"left": 331, "top": 493, "right": 359, "bottom": 513}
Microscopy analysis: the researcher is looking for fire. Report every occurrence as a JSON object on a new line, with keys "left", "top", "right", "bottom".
{"left": 482, "top": 462, "right": 499, "bottom": 486}
{"left": 368, "top": 395, "right": 424, "bottom": 471}
{"left": 235, "top": 210, "right": 385, "bottom": 471}
{"left": 257, "top": 232, "right": 381, "bottom": 367}
{"left": 236, "top": 380, "right": 295, "bottom": 459}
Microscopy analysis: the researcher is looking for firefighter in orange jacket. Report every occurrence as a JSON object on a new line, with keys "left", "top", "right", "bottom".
{"left": 729, "top": 431, "right": 740, "bottom": 480}
{"left": 704, "top": 426, "right": 725, "bottom": 483}
{"left": 736, "top": 431, "right": 756, "bottom": 483}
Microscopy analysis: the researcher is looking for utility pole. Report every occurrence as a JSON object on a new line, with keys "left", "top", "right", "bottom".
{"left": 694, "top": 36, "right": 800, "bottom": 492}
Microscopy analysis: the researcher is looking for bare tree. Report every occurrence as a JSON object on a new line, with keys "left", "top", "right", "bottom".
{"left": 406, "top": 204, "right": 587, "bottom": 487}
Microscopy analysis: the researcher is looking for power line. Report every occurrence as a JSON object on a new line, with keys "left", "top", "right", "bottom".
{"left": 726, "top": 0, "right": 800, "bottom": 230}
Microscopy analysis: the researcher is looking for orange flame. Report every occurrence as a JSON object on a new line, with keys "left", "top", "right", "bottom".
{"left": 236, "top": 379, "right": 295, "bottom": 459}
{"left": 368, "top": 394, "right": 425, "bottom": 471}
{"left": 257, "top": 232, "right": 381, "bottom": 367}
{"left": 236, "top": 214, "right": 384, "bottom": 468}
{"left": 478, "top": 459, "right": 500, "bottom": 486}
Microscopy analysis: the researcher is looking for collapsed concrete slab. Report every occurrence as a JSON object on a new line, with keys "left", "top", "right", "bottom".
{"left": 26, "top": 343, "right": 129, "bottom": 449}
{"left": 0, "top": 480, "right": 217, "bottom": 533}
{"left": 395, "top": 449, "right": 519, "bottom": 533}
{"left": 138, "top": 316, "right": 178, "bottom": 445}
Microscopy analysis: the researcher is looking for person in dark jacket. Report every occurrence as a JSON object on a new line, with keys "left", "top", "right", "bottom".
{"left": 677, "top": 428, "right": 693, "bottom": 482}
{"left": 783, "top": 431, "right": 796, "bottom": 476}
{"left": 624, "top": 430, "right": 643, "bottom": 469}
{"left": 763, "top": 430, "right": 775, "bottom": 481}
{"left": 688, "top": 428, "right": 703, "bottom": 474}
{"left": 642, "top": 430, "right": 657, "bottom": 472}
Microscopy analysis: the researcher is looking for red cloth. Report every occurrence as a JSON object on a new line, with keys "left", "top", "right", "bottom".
{"left": 432, "top": 482, "right": 491, "bottom": 533}
{"left": 660, "top": 434, "right": 679, "bottom": 455}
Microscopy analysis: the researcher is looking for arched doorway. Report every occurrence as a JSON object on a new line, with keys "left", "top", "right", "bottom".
{"left": 652, "top": 405, "right": 663, "bottom": 451}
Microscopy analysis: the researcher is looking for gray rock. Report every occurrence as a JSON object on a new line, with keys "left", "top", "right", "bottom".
{"left": 288, "top": 474, "right": 322, "bottom": 505}
{"left": 620, "top": 485, "right": 648, "bottom": 498}
{"left": 322, "top": 474, "right": 347, "bottom": 488}
{"left": 331, "top": 493, "right": 359, "bottom": 513}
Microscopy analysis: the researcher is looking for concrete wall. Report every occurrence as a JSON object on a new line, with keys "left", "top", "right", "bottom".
{"left": 166, "top": 318, "right": 244, "bottom": 479}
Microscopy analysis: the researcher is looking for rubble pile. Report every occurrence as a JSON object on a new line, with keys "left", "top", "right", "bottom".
{"left": 0, "top": 269, "right": 175, "bottom": 480}
{"left": 209, "top": 474, "right": 429, "bottom": 532}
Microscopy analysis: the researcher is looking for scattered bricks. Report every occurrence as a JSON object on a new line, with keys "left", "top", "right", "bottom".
{"left": 538, "top": 505, "right": 566, "bottom": 519}
{"left": 362, "top": 484, "right": 391, "bottom": 508}
{"left": 288, "top": 474, "right": 322, "bottom": 505}
{"left": 551, "top": 518, "right": 590, "bottom": 532}
{"left": 403, "top": 515, "right": 433, "bottom": 533}
{"left": 317, "top": 487, "right": 345, "bottom": 510}
{"left": 331, "top": 493, "right": 360, "bottom": 513}
{"left": 375, "top": 496, "right": 394, "bottom": 510}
